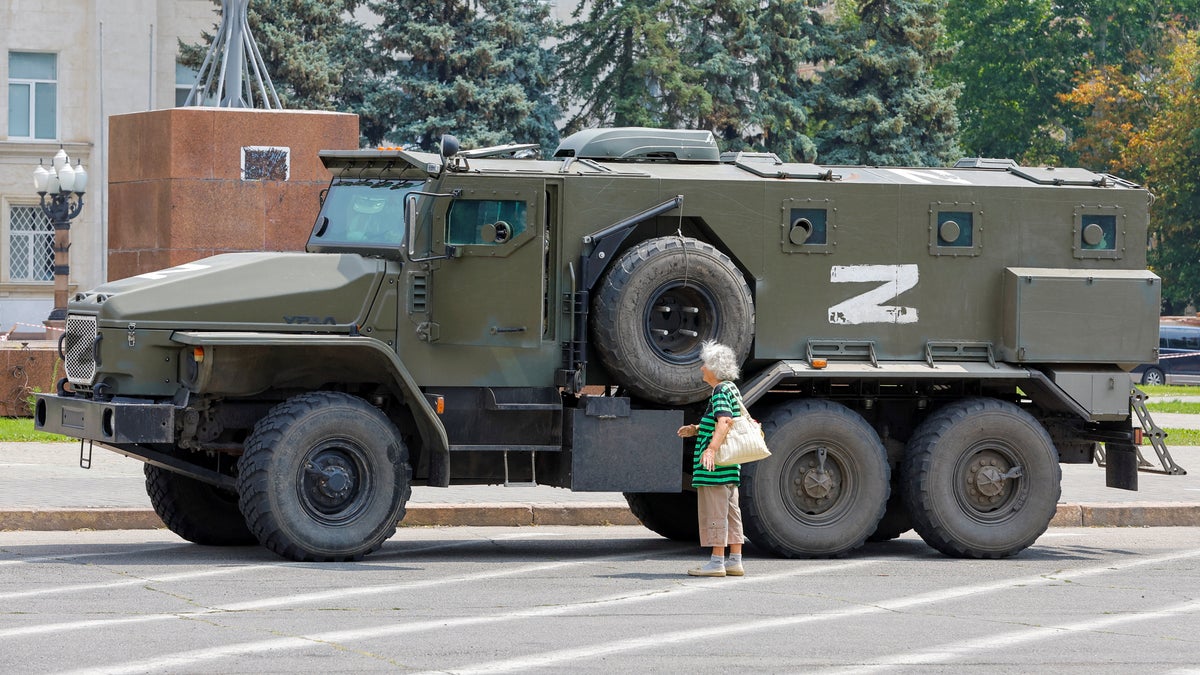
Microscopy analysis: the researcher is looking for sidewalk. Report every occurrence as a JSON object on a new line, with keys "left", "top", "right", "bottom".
{"left": 2, "top": 439, "right": 1199, "bottom": 532}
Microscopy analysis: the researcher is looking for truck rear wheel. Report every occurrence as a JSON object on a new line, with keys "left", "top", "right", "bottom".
{"left": 145, "top": 465, "right": 256, "bottom": 546}
{"left": 902, "top": 398, "right": 1061, "bottom": 559}
{"left": 624, "top": 491, "right": 699, "bottom": 542}
{"left": 237, "top": 391, "right": 411, "bottom": 562}
{"left": 592, "top": 236, "right": 754, "bottom": 405}
{"left": 741, "top": 400, "right": 890, "bottom": 557}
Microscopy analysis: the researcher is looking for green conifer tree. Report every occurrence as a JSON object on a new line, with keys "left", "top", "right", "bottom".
{"left": 751, "top": 0, "right": 827, "bottom": 161}
{"left": 815, "top": 0, "right": 961, "bottom": 166}
{"left": 557, "top": 0, "right": 708, "bottom": 132}
{"left": 366, "top": 0, "right": 560, "bottom": 152}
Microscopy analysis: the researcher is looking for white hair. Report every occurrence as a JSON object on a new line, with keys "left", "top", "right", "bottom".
{"left": 700, "top": 341, "right": 740, "bottom": 382}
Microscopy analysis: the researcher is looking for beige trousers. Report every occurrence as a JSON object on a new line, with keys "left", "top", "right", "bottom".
{"left": 697, "top": 484, "right": 743, "bottom": 548}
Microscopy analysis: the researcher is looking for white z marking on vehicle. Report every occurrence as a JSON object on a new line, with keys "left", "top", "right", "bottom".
{"left": 828, "top": 264, "right": 919, "bottom": 325}
{"left": 136, "top": 263, "right": 211, "bottom": 280}
{"left": 886, "top": 168, "right": 972, "bottom": 185}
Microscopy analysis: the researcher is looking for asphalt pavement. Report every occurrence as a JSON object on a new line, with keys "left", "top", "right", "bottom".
{"left": 3, "top": 423, "right": 1200, "bottom": 531}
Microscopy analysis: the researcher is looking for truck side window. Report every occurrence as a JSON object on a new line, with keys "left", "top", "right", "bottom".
{"left": 1080, "top": 214, "right": 1117, "bottom": 250}
{"left": 788, "top": 208, "right": 827, "bottom": 245}
{"left": 936, "top": 211, "right": 973, "bottom": 247}
{"left": 447, "top": 200, "right": 528, "bottom": 246}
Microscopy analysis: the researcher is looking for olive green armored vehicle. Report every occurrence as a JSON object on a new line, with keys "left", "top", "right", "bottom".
{"left": 36, "top": 127, "right": 1181, "bottom": 562}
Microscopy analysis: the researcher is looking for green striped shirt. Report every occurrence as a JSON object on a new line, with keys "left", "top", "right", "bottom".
{"left": 692, "top": 382, "right": 741, "bottom": 487}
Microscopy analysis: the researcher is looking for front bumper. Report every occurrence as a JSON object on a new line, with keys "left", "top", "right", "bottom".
{"left": 35, "top": 394, "right": 175, "bottom": 444}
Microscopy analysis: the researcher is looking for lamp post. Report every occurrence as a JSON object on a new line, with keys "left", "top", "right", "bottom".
{"left": 33, "top": 149, "right": 88, "bottom": 324}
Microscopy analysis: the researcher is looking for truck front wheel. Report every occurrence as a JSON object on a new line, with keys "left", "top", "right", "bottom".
{"left": 145, "top": 465, "right": 257, "bottom": 546}
{"left": 237, "top": 392, "right": 411, "bottom": 562}
{"left": 741, "top": 400, "right": 890, "bottom": 557}
{"left": 902, "top": 398, "right": 1060, "bottom": 559}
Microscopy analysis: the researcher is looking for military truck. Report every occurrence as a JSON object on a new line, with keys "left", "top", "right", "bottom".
{"left": 36, "top": 127, "right": 1181, "bottom": 562}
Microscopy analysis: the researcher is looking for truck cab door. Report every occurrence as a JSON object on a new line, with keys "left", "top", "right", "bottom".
{"left": 425, "top": 178, "right": 548, "bottom": 348}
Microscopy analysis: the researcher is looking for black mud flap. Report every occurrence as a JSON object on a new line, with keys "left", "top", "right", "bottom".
{"left": 1105, "top": 442, "right": 1139, "bottom": 491}
{"left": 568, "top": 397, "right": 683, "bottom": 492}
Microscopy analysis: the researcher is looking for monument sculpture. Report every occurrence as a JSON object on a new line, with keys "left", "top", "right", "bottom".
{"left": 183, "top": 0, "right": 282, "bottom": 109}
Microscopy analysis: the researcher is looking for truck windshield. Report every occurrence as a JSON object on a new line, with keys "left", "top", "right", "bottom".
{"left": 309, "top": 179, "right": 422, "bottom": 248}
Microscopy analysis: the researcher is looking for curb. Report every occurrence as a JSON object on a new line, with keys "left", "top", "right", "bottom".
{"left": 3, "top": 503, "right": 1200, "bottom": 532}
{"left": 0, "top": 503, "right": 642, "bottom": 532}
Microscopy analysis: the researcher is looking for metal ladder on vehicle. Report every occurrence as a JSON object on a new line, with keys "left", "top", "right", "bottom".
{"left": 1095, "top": 387, "right": 1186, "bottom": 475}
{"left": 502, "top": 450, "right": 538, "bottom": 488}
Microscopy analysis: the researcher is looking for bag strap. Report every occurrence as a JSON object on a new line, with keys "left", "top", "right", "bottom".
{"left": 719, "top": 381, "right": 748, "bottom": 418}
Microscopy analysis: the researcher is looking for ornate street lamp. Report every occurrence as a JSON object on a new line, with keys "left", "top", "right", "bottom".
{"left": 33, "top": 148, "right": 87, "bottom": 323}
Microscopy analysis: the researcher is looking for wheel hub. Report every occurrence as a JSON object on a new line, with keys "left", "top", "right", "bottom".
{"left": 963, "top": 452, "right": 1023, "bottom": 507}
{"left": 304, "top": 452, "right": 359, "bottom": 512}
{"left": 644, "top": 283, "right": 715, "bottom": 361}
{"left": 792, "top": 446, "right": 842, "bottom": 511}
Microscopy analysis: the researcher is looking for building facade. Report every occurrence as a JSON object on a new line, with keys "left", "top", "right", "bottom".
{"left": 1, "top": 0, "right": 214, "bottom": 336}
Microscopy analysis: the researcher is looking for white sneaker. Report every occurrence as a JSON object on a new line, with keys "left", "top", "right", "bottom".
{"left": 687, "top": 561, "right": 726, "bottom": 577}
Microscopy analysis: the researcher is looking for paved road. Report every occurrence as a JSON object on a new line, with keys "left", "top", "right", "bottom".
{"left": 2, "top": 526, "right": 1200, "bottom": 674}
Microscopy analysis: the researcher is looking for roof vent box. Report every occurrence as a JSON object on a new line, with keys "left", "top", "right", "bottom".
{"left": 554, "top": 127, "right": 720, "bottom": 163}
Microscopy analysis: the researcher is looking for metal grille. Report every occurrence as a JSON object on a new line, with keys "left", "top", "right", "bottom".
{"left": 63, "top": 315, "right": 98, "bottom": 385}
{"left": 9, "top": 205, "right": 53, "bottom": 282}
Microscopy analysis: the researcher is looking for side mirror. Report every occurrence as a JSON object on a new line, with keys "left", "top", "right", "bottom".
{"left": 440, "top": 134, "right": 460, "bottom": 159}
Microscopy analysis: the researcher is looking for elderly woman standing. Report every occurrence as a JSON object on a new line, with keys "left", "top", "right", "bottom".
{"left": 677, "top": 341, "right": 745, "bottom": 577}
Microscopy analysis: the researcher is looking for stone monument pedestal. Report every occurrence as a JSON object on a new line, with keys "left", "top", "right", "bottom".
{"left": 107, "top": 108, "right": 359, "bottom": 281}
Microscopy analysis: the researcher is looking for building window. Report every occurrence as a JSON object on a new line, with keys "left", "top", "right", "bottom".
{"left": 175, "top": 61, "right": 216, "bottom": 107}
{"left": 8, "top": 205, "right": 54, "bottom": 282}
{"left": 8, "top": 51, "right": 57, "bottom": 140}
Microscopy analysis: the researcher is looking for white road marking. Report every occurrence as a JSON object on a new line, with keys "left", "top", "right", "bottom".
{"left": 822, "top": 596, "right": 1200, "bottom": 674}
{"left": 1, "top": 545, "right": 662, "bottom": 640}
{"left": 57, "top": 560, "right": 879, "bottom": 675}
{"left": 0, "top": 564, "right": 277, "bottom": 601}
{"left": 0, "top": 543, "right": 186, "bottom": 566}
{"left": 436, "top": 546, "right": 1200, "bottom": 674}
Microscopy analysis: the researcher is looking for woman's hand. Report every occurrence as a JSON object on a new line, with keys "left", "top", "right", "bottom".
{"left": 701, "top": 448, "right": 716, "bottom": 471}
{"left": 677, "top": 424, "right": 699, "bottom": 438}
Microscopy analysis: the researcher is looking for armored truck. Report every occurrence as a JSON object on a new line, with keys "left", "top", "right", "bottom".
{"left": 36, "top": 127, "right": 1179, "bottom": 562}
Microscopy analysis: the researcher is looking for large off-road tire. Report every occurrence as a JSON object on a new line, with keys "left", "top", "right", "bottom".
{"left": 741, "top": 400, "right": 890, "bottom": 557}
{"left": 237, "top": 391, "right": 411, "bottom": 562}
{"left": 592, "top": 236, "right": 754, "bottom": 405}
{"left": 902, "top": 398, "right": 1061, "bottom": 559}
{"left": 624, "top": 491, "right": 699, "bottom": 542}
{"left": 145, "top": 465, "right": 257, "bottom": 546}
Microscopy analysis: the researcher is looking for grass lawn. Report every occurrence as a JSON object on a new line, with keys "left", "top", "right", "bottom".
{"left": 1139, "top": 384, "right": 1200, "bottom": 398}
{"left": 0, "top": 417, "right": 70, "bottom": 442}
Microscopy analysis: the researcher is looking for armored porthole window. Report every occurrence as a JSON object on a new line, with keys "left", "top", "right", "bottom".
{"left": 1073, "top": 206, "right": 1124, "bottom": 259}
{"left": 929, "top": 202, "right": 982, "bottom": 256}
{"left": 780, "top": 199, "right": 835, "bottom": 254}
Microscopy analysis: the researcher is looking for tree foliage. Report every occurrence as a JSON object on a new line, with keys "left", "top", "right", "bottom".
{"left": 1133, "top": 32, "right": 1200, "bottom": 312}
{"left": 557, "top": 0, "right": 709, "bottom": 132}
{"left": 366, "top": 0, "right": 560, "bottom": 152}
{"left": 815, "top": 0, "right": 961, "bottom": 166}
{"left": 557, "top": 0, "right": 825, "bottom": 160}
{"left": 939, "top": 0, "right": 1200, "bottom": 164}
